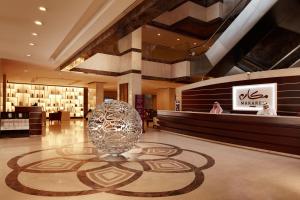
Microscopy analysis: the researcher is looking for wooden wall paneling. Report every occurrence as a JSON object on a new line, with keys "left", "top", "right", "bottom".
{"left": 158, "top": 111, "right": 300, "bottom": 155}
{"left": 3, "top": 74, "right": 6, "bottom": 112}
{"left": 119, "top": 83, "right": 129, "bottom": 103}
{"left": 181, "top": 75, "right": 300, "bottom": 116}
{"left": 84, "top": 87, "right": 88, "bottom": 116}
{"left": 15, "top": 106, "right": 42, "bottom": 135}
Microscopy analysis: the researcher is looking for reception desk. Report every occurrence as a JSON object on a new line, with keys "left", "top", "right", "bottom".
{"left": 157, "top": 111, "right": 300, "bottom": 155}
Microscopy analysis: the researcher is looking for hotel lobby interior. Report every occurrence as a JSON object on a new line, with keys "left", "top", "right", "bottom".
{"left": 0, "top": 0, "right": 300, "bottom": 199}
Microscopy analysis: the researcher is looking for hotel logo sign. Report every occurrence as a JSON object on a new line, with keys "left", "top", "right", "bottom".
{"left": 232, "top": 83, "right": 277, "bottom": 111}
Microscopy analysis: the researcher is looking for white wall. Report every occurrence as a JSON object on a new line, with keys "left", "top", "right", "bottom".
{"left": 120, "top": 52, "right": 142, "bottom": 72}
{"left": 77, "top": 53, "right": 120, "bottom": 72}
{"left": 171, "top": 61, "right": 190, "bottom": 78}
{"left": 78, "top": 54, "right": 191, "bottom": 79}
{"left": 142, "top": 60, "right": 171, "bottom": 78}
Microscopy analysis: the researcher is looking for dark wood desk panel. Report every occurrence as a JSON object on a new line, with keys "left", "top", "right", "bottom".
{"left": 15, "top": 107, "right": 42, "bottom": 135}
{"left": 158, "top": 111, "right": 300, "bottom": 155}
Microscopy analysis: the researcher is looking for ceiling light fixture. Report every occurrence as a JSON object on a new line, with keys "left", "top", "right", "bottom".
{"left": 34, "top": 20, "right": 43, "bottom": 26}
{"left": 32, "top": 32, "right": 38, "bottom": 36}
{"left": 157, "top": 33, "right": 161, "bottom": 36}
{"left": 193, "top": 42, "right": 197, "bottom": 45}
{"left": 26, "top": 54, "right": 31, "bottom": 57}
{"left": 177, "top": 38, "right": 180, "bottom": 41}
{"left": 38, "top": 6, "right": 47, "bottom": 12}
{"left": 29, "top": 43, "right": 35, "bottom": 46}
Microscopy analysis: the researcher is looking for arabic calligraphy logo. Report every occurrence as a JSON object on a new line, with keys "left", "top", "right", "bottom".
{"left": 239, "top": 89, "right": 268, "bottom": 100}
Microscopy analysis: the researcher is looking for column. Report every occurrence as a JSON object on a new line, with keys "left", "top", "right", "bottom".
{"left": 117, "top": 28, "right": 142, "bottom": 106}
{"left": 95, "top": 82, "right": 104, "bottom": 105}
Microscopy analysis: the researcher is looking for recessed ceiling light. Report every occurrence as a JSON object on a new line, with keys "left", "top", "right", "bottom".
{"left": 193, "top": 42, "right": 197, "bottom": 45}
{"left": 32, "top": 32, "right": 38, "bottom": 36}
{"left": 26, "top": 54, "right": 31, "bottom": 57}
{"left": 29, "top": 43, "right": 35, "bottom": 46}
{"left": 177, "top": 38, "right": 180, "bottom": 41}
{"left": 38, "top": 6, "right": 47, "bottom": 12}
{"left": 157, "top": 33, "right": 161, "bottom": 36}
{"left": 34, "top": 20, "right": 43, "bottom": 26}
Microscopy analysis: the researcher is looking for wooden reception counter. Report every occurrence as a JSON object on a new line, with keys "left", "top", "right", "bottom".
{"left": 157, "top": 110, "right": 300, "bottom": 155}
{"left": 15, "top": 106, "right": 42, "bottom": 135}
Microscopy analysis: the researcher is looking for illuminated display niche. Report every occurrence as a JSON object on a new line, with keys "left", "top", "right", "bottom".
{"left": 6, "top": 83, "right": 84, "bottom": 117}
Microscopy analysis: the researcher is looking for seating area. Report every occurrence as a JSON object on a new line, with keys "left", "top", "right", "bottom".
{"left": 49, "top": 111, "right": 61, "bottom": 124}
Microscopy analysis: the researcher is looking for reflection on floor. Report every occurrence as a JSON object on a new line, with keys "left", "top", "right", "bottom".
{"left": 0, "top": 119, "right": 300, "bottom": 200}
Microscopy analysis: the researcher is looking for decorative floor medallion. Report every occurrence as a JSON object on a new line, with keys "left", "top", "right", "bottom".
{"left": 6, "top": 142, "right": 215, "bottom": 197}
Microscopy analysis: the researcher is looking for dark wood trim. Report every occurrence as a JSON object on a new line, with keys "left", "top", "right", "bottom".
{"left": 190, "top": 0, "right": 223, "bottom": 7}
{"left": 71, "top": 68, "right": 120, "bottom": 76}
{"left": 158, "top": 110, "right": 300, "bottom": 155}
{"left": 15, "top": 107, "right": 43, "bottom": 135}
{"left": 59, "top": 0, "right": 187, "bottom": 71}
{"left": 149, "top": 16, "right": 223, "bottom": 40}
{"left": 182, "top": 75, "right": 300, "bottom": 116}
{"left": 98, "top": 48, "right": 142, "bottom": 57}
{"left": 3, "top": 74, "right": 6, "bottom": 112}
{"left": 71, "top": 68, "right": 141, "bottom": 76}
{"left": 119, "top": 83, "right": 129, "bottom": 103}
{"left": 119, "top": 69, "right": 142, "bottom": 76}
{"left": 169, "top": 0, "right": 222, "bottom": 11}
{"left": 142, "top": 57, "right": 190, "bottom": 65}
{"left": 142, "top": 75, "right": 170, "bottom": 81}
{"left": 142, "top": 75, "right": 193, "bottom": 83}
{"left": 83, "top": 87, "right": 88, "bottom": 116}
{"left": 118, "top": 48, "right": 142, "bottom": 56}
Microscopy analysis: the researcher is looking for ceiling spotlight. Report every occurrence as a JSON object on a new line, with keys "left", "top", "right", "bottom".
{"left": 32, "top": 32, "right": 38, "bottom": 36}
{"left": 177, "top": 38, "right": 180, "bottom": 41}
{"left": 26, "top": 54, "right": 31, "bottom": 57}
{"left": 34, "top": 20, "right": 43, "bottom": 26}
{"left": 193, "top": 42, "right": 197, "bottom": 45}
{"left": 157, "top": 33, "right": 161, "bottom": 36}
{"left": 29, "top": 43, "right": 35, "bottom": 46}
{"left": 38, "top": 6, "right": 47, "bottom": 12}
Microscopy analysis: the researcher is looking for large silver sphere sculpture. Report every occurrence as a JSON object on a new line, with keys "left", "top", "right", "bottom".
{"left": 88, "top": 100, "right": 143, "bottom": 156}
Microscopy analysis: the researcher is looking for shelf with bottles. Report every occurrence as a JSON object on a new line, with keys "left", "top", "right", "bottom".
{"left": 5, "top": 82, "right": 84, "bottom": 117}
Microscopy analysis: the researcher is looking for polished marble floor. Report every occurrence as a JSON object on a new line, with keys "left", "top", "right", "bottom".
{"left": 0, "top": 119, "right": 300, "bottom": 200}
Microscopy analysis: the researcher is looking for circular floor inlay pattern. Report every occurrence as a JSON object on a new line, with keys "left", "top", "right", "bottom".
{"left": 6, "top": 142, "right": 215, "bottom": 197}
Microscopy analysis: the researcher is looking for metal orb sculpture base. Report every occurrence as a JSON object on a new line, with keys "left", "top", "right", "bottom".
{"left": 88, "top": 100, "right": 143, "bottom": 157}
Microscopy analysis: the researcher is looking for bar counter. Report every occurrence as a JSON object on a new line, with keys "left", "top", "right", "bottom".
{"left": 157, "top": 110, "right": 300, "bottom": 155}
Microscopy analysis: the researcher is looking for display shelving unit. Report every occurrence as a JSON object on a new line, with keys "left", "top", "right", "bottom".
{"left": 6, "top": 83, "right": 84, "bottom": 117}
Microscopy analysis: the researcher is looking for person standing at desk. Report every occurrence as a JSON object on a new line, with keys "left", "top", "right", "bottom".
{"left": 210, "top": 102, "right": 223, "bottom": 114}
{"left": 257, "top": 102, "right": 277, "bottom": 116}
